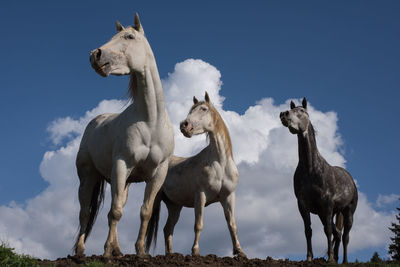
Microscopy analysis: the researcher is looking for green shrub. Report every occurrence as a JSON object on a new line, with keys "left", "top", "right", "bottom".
{"left": 0, "top": 242, "right": 38, "bottom": 267}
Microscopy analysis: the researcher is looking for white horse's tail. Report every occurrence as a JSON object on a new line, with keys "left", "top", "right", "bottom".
{"left": 145, "top": 190, "right": 163, "bottom": 253}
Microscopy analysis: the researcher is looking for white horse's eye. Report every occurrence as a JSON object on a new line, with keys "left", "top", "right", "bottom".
{"left": 125, "top": 34, "right": 135, "bottom": 40}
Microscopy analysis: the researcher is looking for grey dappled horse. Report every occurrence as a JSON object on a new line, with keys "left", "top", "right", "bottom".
{"left": 280, "top": 98, "right": 358, "bottom": 263}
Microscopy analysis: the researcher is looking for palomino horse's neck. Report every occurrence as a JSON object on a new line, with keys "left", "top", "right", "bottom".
{"left": 207, "top": 109, "right": 233, "bottom": 163}
{"left": 297, "top": 123, "right": 322, "bottom": 173}
{"left": 129, "top": 52, "right": 166, "bottom": 125}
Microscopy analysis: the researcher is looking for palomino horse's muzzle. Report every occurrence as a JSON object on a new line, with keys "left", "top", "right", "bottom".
{"left": 180, "top": 120, "right": 193, "bottom": 138}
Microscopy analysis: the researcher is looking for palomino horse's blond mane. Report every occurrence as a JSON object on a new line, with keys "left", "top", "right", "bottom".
{"left": 191, "top": 100, "right": 233, "bottom": 158}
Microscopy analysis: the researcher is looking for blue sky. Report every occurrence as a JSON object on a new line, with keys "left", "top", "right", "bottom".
{"left": 0, "top": 0, "right": 399, "bottom": 262}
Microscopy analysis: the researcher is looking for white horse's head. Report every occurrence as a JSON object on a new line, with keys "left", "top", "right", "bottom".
{"left": 280, "top": 97, "right": 310, "bottom": 135}
{"left": 180, "top": 92, "right": 217, "bottom": 138}
{"left": 89, "top": 13, "right": 150, "bottom": 77}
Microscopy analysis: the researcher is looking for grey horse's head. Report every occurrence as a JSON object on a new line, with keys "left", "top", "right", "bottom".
{"left": 89, "top": 13, "right": 150, "bottom": 77}
{"left": 280, "top": 98, "right": 310, "bottom": 134}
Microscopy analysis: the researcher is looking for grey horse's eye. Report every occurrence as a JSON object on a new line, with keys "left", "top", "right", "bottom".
{"left": 201, "top": 107, "right": 207, "bottom": 111}
{"left": 125, "top": 34, "right": 135, "bottom": 40}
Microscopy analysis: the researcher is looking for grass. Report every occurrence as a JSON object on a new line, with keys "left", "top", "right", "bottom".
{"left": 0, "top": 242, "right": 38, "bottom": 267}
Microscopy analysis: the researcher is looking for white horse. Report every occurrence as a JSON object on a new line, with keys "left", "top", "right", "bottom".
{"left": 74, "top": 13, "right": 174, "bottom": 257}
{"left": 145, "top": 92, "right": 246, "bottom": 257}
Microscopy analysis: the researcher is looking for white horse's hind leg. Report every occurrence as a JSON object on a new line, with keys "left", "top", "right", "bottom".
{"left": 192, "top": 191, "right": 206, "bottom": 256}
{"left": 104, "top": 159, "right": 131, "bottom": 258}
{"left": 163, "top": 202, "right": 182, "bottom": 254}
{"left": 135, "top": 160, "right": 168, "bottom": 256}
{"left": 74, "top": 164, "right": 103, "bottom": 257}
{"left": 221, "top": 192, "right": 246, "bottom": 257}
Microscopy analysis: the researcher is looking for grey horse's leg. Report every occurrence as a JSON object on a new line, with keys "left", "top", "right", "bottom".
{"left": 135, "top": 160, "right": 168, "bottom": 256}
{"left": 163, "top": 201, "right": 182, "bottom": 254}
{"left": 74, "top": 166, "right": 102, "bottom": 256}
{"left": 298, "top": 202, "right": 313, "bottom": 261}
{"left": 332, "top": 212, "right": 343, "bottom": 262}
{"left": 104, "top": 159, "right": 131, "bottom": 258}
{"left": 192, "top": 191, "right": 206, "bottom": 256}
{"left": 319, "top": 209, "right": 335, "bottom": 262}
{"left": 220, "top": 192, "right": 246, "bottom": 257}
{"left": 342, "top": 208, "right": 354, "bottom": 264}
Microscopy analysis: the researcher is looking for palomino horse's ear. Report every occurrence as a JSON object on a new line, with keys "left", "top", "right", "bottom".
{"left": 116, "top": 21, "right": 125, "bottom": 32}
{"left": 302, "top": 97, "right": 307, "bottom": 109}
{"left": 205, "top": 91, "right": 210, "bottom": 103}
{"left": 290, "top": 101, "right": 296, "bottom": 109}
{"left": 134, "top": 12, "right": 144, "bottom": 33}
{"left": 193, "top": 96, "right": 199, "bottom": 104}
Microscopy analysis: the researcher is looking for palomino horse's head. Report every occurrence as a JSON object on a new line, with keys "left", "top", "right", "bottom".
{"left": 180, "top": 92, "right": 216, "bottom": 138}
{"left": 89, "top": 13, "right": 150, "bottom": 77}
{"left": 280, "top": 97, "right": 310, "bottom": 135}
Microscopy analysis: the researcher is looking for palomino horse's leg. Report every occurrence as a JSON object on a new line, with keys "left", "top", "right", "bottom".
{"left": 319, "top": 210, "right": 335, "bottom": 262}
{"left": 163, "top": 201, "right": 182, "bottom": 254}
{"left": 104, "top": 159, "right": 131, "bottom": 258}
{"left": 342, "top": 208, "right": 354, "bottom": 264}
{"left": 297, "top": 202, "right": 313, "bottom": 261}
{"left": 220, "top": 192, "right": 246, "bottom": 257}
{"left": 192, "top": 191, "right": 206, "bottom": 256}
{"left": 75, "top": 167, "right": 102, "bottom": 256}
{"left": 135, "top": 160, "right": 169, "bottom": 256}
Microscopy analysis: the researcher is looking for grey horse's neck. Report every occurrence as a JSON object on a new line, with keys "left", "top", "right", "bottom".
{"left": 129, "top": 58, "right": 166, "bottom": 125}
{"left": 297, "top": 123, "right": 323, "bottom": 173}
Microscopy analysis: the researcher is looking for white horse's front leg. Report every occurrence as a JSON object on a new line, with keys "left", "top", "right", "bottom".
{"left": 135, "top": 160, "right": 168, "bottom": 256}
{"left": 221, "top": 192, "right": 246, "bottom": 257}
{"left": 104, "top": 159, "right": 130, "bottom": 258}
{"left": 192, "top": 191, "right": 206, "bottom": 256}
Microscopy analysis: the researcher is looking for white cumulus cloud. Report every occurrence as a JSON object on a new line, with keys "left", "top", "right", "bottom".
{"left": 0, "top": 59, "right": 395, "bottom": 261}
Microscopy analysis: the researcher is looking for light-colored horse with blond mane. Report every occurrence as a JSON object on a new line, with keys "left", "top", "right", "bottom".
{"left": 74, "top": 13, "right": 174, "bottom": 257}
{"left": 145, "top": 92, "right": 246, "bottom": 257}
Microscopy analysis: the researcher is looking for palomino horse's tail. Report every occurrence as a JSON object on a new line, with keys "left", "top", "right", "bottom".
{"left": 73, "top": 179, "right": 106, "bottom": 252}
{"left": 145, "top": 190, "right": 163, "bottom": 253}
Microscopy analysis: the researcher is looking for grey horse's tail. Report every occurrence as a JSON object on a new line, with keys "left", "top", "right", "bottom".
{"left": 331, "top": 211, "right": 344, "bottom": 256}
{"left": 145, "top": 190, "right": 163, "bottom": 253}
{"left": 335, "top": 212, "right": 344, "bottom": 231}
{"left": 73, "top": 179, "right": 106, "bottom": 253}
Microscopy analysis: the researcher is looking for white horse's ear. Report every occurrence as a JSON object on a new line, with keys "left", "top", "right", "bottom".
{"left": 134, "top": 12, "right": 144, "bottom": 33}
{"left": 205, "top": 91, "right": 210, "bottom": 103}
{"left": 116, "top": 21, "right": 125, "bottom": 32}
{"left": 290, "top": 101, "right": 296, "bottom": 109}
{"left": 193, "top": 96, "right": 199, "bottom": 104}
{"left": 302, "top": 97, "right": 307, "bottom": 109}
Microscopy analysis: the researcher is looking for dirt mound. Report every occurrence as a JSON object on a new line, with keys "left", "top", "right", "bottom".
{"left": 37, "top": 253, "right": 339, "bottom": 267}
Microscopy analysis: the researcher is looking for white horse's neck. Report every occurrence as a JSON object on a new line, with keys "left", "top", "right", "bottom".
{"left": 130, "top": 51, "right": 166, "bottom": 125}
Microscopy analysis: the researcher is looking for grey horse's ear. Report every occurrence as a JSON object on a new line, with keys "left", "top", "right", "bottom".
{"left": 290, "top": 101, "right": 296, "bottom": 109}
{"left": 193, "top": 96, "right": 199, "bottom": 104}
{"left": 302, "top": 97, "right": 307, "bottom": 109}
{"left": 116, "top": 21, "right": 125, "bottom": 32}
{"left": 205, "top": 91, "right": 210, "bottom": 103}
{"left": 134, "top": 12, "right": 144, "bottom": 33}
